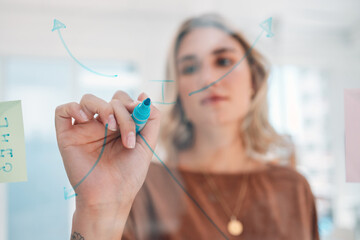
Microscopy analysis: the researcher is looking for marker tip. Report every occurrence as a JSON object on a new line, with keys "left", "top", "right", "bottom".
{"left": 144, "top": 98, "right": 151, "bottom": 106}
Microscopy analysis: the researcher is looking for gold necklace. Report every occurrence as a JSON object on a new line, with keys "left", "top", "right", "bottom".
{"left": 202, "top": 171, "right": 249, "bottom": 236}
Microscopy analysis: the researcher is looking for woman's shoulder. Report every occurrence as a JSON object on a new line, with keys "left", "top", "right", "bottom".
{"left": 130, "top": 162, "right": 180, "bottom": 210}
{"left": 147, "top": 161, "right": 170, "bottom": 175}
{"left": 265, "top": 163, "right": 306, "bottom": 180}
{"left": 263, "top": 163, "right": 314, "bottom": 196}
{"left": 146, "top": 161, "right": 181, "bottom": 182}
{"left": 138, "top": 161, "right": 185, "bottom": 198}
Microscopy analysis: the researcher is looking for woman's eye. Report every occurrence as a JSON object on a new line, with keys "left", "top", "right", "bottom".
{"left": 182, "top": 65, "right": 198, "bottom": 75}
{"left": 217, "top": 58, "right": 233, "bottom": 67}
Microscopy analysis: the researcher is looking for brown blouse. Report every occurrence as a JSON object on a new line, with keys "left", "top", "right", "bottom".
{"left": 122, "top": 162, "right": 319, "bottom": 240}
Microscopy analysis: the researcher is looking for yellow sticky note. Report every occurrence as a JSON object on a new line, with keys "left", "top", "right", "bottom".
{"left": 0, "top": 100, "right": 27, "bottom": 183}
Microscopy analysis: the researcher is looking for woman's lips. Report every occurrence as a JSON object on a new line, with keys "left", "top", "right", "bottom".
{"left": 201, "top": 96, "right": 229, "bottom": 105}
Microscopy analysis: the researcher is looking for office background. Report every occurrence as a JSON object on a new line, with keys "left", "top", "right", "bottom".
{"left": 0, "top": 0, "right": 359, "bottom": 239}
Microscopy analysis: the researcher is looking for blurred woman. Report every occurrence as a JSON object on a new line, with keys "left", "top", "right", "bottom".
{"left": 55, "top": 14, "right": 319, "bottom": 240}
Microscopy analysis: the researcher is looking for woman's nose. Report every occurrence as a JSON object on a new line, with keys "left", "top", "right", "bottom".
{"left": 198, "top": 63, "right": 217, "bottom": 88}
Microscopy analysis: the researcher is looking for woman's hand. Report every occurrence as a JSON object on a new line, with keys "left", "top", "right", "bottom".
{"left": 55, "top": 91, "right": 161, "bottom": 209}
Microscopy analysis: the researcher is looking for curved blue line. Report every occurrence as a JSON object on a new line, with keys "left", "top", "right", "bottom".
{"left": 73, "top": 124, "right": 109, "bottom": 190}
{"left": 139, "top": 133, "right": 229, "bottom": 240}
{"left": 152, "top": 101, "right": 177, "bottom": 105}
{"left": 189, "top": 30, "right": 264, "bottom": 96}
{"left": 57, "top": 31, "right": 118, "bottom": 78}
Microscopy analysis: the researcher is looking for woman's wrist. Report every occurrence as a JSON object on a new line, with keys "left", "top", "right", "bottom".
{"left": 74, "top": 192, "right": 135, "bottom": 214}
{"left": 71, "top": 200, "right": 133, "bottom": 240}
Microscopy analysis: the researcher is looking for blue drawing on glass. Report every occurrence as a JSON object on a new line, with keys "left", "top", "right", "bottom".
{"left": 52, "top": 19, "right": 118, "bottom": 78}
{"left": 150, "top": 80, "right": 176, "bottom": 105}
{"left": 189, "top": 17, "right": 274, "bottom": 96}
{"left": 64, "top": 124, "right": 109, "bottom": 200}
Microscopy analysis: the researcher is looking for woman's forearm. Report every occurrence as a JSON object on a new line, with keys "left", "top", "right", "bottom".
{"left": 70, "top": 201, "right": 133, "bottom": 240}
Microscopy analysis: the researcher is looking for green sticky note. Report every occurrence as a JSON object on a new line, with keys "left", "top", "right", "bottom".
{"left": 0, "top": 100, "right": 27, "bottom": 183}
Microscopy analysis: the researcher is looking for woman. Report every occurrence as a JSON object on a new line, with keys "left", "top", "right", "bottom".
{"left": 55, "top": 14, "right": 319, "bottom": 240}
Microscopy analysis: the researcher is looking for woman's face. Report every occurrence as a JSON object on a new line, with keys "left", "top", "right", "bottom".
{"left": 176, "top": 27, "right": 253, "bottom": 128}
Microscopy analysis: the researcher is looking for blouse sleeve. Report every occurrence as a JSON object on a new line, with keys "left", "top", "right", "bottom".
{"left": 309, "top": 189, "right": 319, "bottom": 240}
{"left": 302, "top": 176, "right": 320, "bottom": 240}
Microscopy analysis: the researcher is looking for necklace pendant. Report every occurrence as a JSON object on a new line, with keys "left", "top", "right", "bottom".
{"left": 227, "top": 216, "right": 243, "bottom": 236}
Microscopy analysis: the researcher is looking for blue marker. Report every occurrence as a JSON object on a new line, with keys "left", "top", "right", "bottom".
{"left": 131, "top": 98, "right": 151, "bottom": 133}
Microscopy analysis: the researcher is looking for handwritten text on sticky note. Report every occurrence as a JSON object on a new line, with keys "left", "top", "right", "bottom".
{"left": 0, "top": 100, "right": 27, "bottom": 183}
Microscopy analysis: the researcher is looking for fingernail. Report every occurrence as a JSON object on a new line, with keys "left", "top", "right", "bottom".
{"left": 108, "top": 114, "right": 117, "bottom": 131}
{"left": 127, "top": 132, "right": 136, "bottom": 148}
{"left": 80, "top": 110, "right": 88, "bottom": 121}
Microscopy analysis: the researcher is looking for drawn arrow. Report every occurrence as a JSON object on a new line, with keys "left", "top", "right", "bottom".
{"left": 64, "top": 124, "right": 109, "bottom": 200}
{"left": 259, "top": 17, "right": 275, "bottom": 37}
{"left": 52, "top": 19, "right": 118, "bottom": 78}
{"left": 189, "top": 17, "right": 274, "bottom": 96}
{"left": 63, "top": 187, "right": 77, "bottom": 200}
